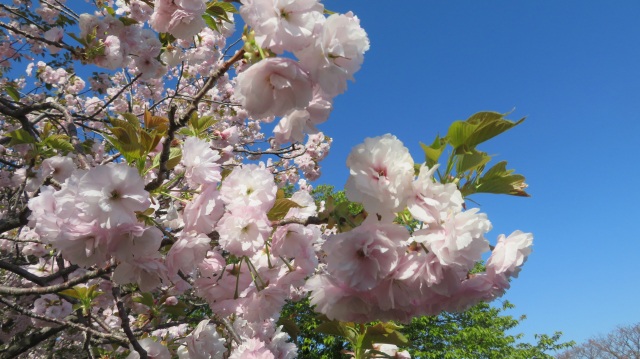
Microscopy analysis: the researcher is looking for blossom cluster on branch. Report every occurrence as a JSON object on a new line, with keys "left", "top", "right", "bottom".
{"left": 0, "top": 1, "right": 531, "bottom": 358}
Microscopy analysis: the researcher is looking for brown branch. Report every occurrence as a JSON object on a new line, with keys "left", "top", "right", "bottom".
{"left": 0, "top": 207, "right": 30, "bottom": 234}
{"left": 0, "top": 264, "right": 113, "bottom": 296}
{"left": 145, "top": 49, "right": 245, "bottom": 192}
{"left": 0, "top": 325, "right": 67, "bottom": 359}
{"left": 271, "top": 216, "right": 327, "bottom": 227}
{"left": 0, "top": 100, "right": 77, "bottom": 145}
{"left": 41, "top": 264, "right": 80, "bottom": 283}
{"left": 0, "top": 4, "right": 46, "bottom": 31}
{"left": 0, "top": 296, "right": 128, "bottom": 346}
{"left": 0, "top": 260, "right": 47, "bottom": 286}
{"left": 233, "top": 143, "right": 303, "bottom": 157}
{"left": 211, "top": 316, "right": 242, "bottom": 345}
{"left": 0, "top": 22, "right": 78, "bottom": 54}
{"left": 112, "top": 287, "right": 147, "bottom": 359}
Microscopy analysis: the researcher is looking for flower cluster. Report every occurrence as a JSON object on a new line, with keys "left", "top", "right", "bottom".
{"left": 307, "top": 135, "right": 533, "bottom": 322}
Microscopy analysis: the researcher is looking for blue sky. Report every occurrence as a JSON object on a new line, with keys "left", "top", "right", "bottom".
{"left": 316, "top": 0, "right": 640, "bottom": 347}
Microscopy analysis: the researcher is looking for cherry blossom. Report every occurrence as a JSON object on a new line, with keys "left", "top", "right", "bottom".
{"left": 240, "top": 0, "right": 324, "bottom": 54}
{"left": 235, "top": 58, "right": 313, "bottom": 119}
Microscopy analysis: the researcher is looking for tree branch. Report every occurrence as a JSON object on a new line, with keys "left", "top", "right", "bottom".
{"left": 0, "top": 296, "right": 128, "bottom": 346}
{"left": 145, "top": 49, "right": 245, "bottom": 192}
{"left": 0, "top": 325, "right": 67, "bottom": 359}
{"left": 0, "top": 207, "right": 30, "bottom": 234}
{"left": 0, "top": 264, "right": 112, "bottom": 296}
{"left": 0, "top": 260, "right": 47, "bottom": 286}
{"left": 0, "top": 22, "right": 78, "bottom": 54}
{"left": 112, "top": 287, "right": 147, "bottom": 359}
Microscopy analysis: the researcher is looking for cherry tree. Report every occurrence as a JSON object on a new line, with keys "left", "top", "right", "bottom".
{"left": 0, "top": 1, "right": 534, "bottom": 358}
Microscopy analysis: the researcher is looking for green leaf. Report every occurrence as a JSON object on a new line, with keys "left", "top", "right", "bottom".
{"left": 4, "top": 86, "right": 20, "bottom": 101}
{"left": 277, "top": 317, "right": 301, "bottom": 339}
{"left": 446, "top": 120, "right": 477, "bottom": 152}
{"left": 206, "top": 4, "right": 232, "bottom": 22}
{"left": 177, "top": 127, "right": 197, "bottom": 137}
{"left": 473, "top": 161, "right": 530, "bottom": 197}
{"left": 150, "top": 147, "right": 182, "bottom": 172}
{"left": 85, "top": 284, "right": 103, "bottom": 301}
{"left": 465, "top": 112, "right": 525, "bottom": 149}
{"left": 447, "top": 112, "right": 525, "bottom": 154}
{"left": 120, "top": 113, "right": 141, "bottom": 129}
{"left": 267, "top": 198, "right": 302, "bottom": 221}
{"left": 162, "top": 300, "right": 188, "bottom": 318}
{"left": 211, "top": 1, "right": 238, "bottom": 14}
{"left": 59, "top": 288, "right": 82, "bottom": 300}
{"left": 143, "top": 111, "right": 169, "bottom": 133}
{"left": 43, "top": 134, "right": 74, "bottom": 153}
{"left": 420, "top": 135, "right": 446, "bottom": 167}
{"left": 465, "top": 111, "right": 504, "bottom": 125}
{"left": 315, "top": 321, "right": 347, "bottom": 338}
{"left": 190, "top": 114, "right": 218, "bottom": 135}
{"left": 118, "top": 16, "right": 138, "bottom": 26}
{"left": 7, "top": 129, "right": 36, "bottom": 146}
{"left": 202, "top": 13, "right": 219, "bottom": 32}
{"left": 132, "top": 292, "right": 155, "bottom": 308}
{"left": 362, "top": 323, "right": 409, "bottom": 349}
{"left": 103, "top": 132, "right": 142, "bottom": 163}
{"left": 456, "top": 149, "right": 491, "bottom": 174}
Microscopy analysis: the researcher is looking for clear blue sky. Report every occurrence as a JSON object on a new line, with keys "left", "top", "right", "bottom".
{"left": 317, "top": 0, "right": 640, "bottom": 347}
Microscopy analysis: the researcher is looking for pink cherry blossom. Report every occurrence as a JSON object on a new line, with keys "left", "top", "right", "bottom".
{"left": 216, "top": 206, "right": 271, "bottom": 257}
{"left": 166, "top": 231, "right": 211, "bottom": 275}
{"left": 296, "top": 12, "right": 369, "bottom": 96}
{"left": 345, "top": 134, "right": 414, "bottom": 218}
{"left": 126, "top": 337, "right": 171, "bottom": 359}
{"left": 182, "top": 137, "right": 222, "bottom": 187}
{"left": 408, "top": 164, "right": 464, "bottom": 224}
{"left": 229, "top": 338, "right": 275, "bottom": 359}
{"left": 220, "top": 164, "right": 277, "bottom": 212}
{"left": 323, "top": 219, "right": 409, "bottom": 291}
{"left": 486, "top": 230, "right": 533, "bottom": 278}
{"left": 240, "top": 0, "right": 324, "bottom": 54}
{"left": 179, "top": 319, "right": 226, "bottom": 359}
{"left": 76, "top": 163, "right": 150, "bottom": 227}
{"left": 235, "top": 58, "right": 313, "bottom": 119}
{"left": 150, "top": 0, "right": 206, "bottom": 40}
{"left": 43, "top": 27, "right": 63, "bottom": 54}
{"left": 413, "top": 208, "right": 492, "bottom": 269}
{"left": 183, "top": 184, "right": 225, "bottom": 234}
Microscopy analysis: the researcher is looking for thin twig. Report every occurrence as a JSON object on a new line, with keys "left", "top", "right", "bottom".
{"left": 86, "top": 74, "right": 142, "bottom": 120}
{"left": 212, "top": 316, "right": 242, "bottom": 345}
{"left": 0, "top": 22, "right": 77, "bottom": 53}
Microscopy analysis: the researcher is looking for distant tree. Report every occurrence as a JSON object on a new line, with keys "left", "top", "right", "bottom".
{"left": 557, "top": 323, "right": 640, "bottom": 359}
